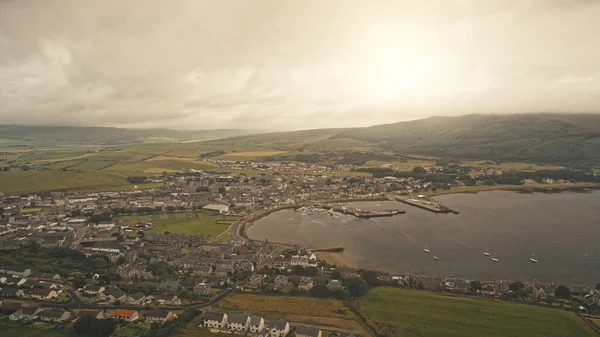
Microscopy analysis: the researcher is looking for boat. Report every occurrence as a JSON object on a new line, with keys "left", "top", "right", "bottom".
{"left": 484, "top": 248, "right": 490, "bottom": 257}
{"left": 433, "top": 256, "right": 438, "bottom": 261}
{"left": 491, "top": 253, "right": 499, "bottom": 262}
{"left": 529, "top": 252, "right": 538, "bottom": 263}
{"left": 424, "top": 243, "right": 430, "bottom": 253}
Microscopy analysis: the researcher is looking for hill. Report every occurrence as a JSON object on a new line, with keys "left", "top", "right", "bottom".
{"left": 0, "top": 125, "right": 260, "bottom": 146}
{"left": 334, "top": 114, "right": 600, "bottom": 165}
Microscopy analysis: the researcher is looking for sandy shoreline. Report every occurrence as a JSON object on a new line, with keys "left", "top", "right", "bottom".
{"left": 314, "top": 252, "right": 359, "bottom": 269}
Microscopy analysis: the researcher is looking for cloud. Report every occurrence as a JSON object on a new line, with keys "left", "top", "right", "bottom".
{"left": 0, "top": 0, "right": 600, "bottom": 130}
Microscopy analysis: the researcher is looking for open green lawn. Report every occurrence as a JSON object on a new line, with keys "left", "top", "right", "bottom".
{"left": 117, "top": 212, "right": 237, "bottom": 238}
{"left": 0, "top": 320, "right": 67, "bottom": 337}
{"left": 360, "top": 287, "right": 596, "bottom": 337}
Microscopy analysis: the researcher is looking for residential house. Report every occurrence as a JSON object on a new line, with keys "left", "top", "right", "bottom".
{"left": 30, "top": 272, "right": 61, "bottom": 280}
{"left": 193, "top": 265, "right": 213, "bottom": 276}
{"left": 193, "top": 282, "right": 212, "bottom": 296}
{"left": 155, "top": 294, "right": 180, "bottom": 306}
{"left": 542, "top": 285, "right": 556, "bottom": 299}
{"left": 0, "top": 287, "right": 24, "bottom": 297}
{"left": 273, "top": 275, "right": 289, "bottom": 291}
{"left": 101, "top": 287, "right": 127, "bottom": 303}
{"left": 570, "top": 285, "right": 589, "bottom": 296}
{"left": 290, "top": 255, "right": 310, "bottom": 267}
{"left": 249, "top": 315, "right": 265, "bottom": 334}
{"left": 9, "top": 306, "right": 41, "bottom": 320}
{"left": 204, "top": 311, "right": 228, "bottom": 329}
{"left": 453, "top": 279, "right": 471, "bottom": 293}
{"left": 327, "top": 280, "right": 342, "bottom": 291}
{"left": 112, "top": 309, "right": 139, "bottom": 322}
{"left": 2, "top": 266, "right": 32, "bottom": 277}
{"left": 247, "top": 274, "right": 264, "bottom": 289}
{"left": 298, "top": 277, "right": 314, "bottom": 291}
{"left": 227, "top": 313, "right": 250, "bottom": 333}
{"left": 83, "top": 285, "right": 105, "bottom": 296}
{"left": 338, "top": 268, "right": 358, "bottom": 279}
{"left": 145, "top": 309, "right": 173, "bottom": 322}
{"left": 268, "top": 320, "right": 290, "bottom": 337}
{"left": 29, "top": 288, "right": 58, "bottom": 300}
{"left": 78, "top": 310, "right": 104, "bottom": 319}
{"left": 127, "top": 292, "right": 146, "bottom": 305}
{"left": 295, "top": 326, "right": 322, "bottom": 337}
{"left": 159, "top": 280, "right": 180, "bottom": 292}
{"left": 38, "top": 308, "right": 71, "bottom": 322}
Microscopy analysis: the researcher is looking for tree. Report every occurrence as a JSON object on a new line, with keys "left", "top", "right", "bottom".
{"left": 470, "top": 280, "right": 482, "bottom": 292}
{"left": 116, "top": 256, "right": 126, "bottom": 265}
{"left": 596, "top": 283, "right": 600, "bottom": 290}
{"left": 165, "top": 206, "right": 176, "bottom": 213}
{"left": 556, "top": 285, "right": 571, "bottom": 298}
{"left": 345, "top": 277, "right": 369, "bottom": 298}
{"left": 412, "top": 166, "right": 427, "bottom": 174}
{"left": 417, "top": 282, "right": 425, "bottom": 290}
{"left": 74, "top": 315, "right": 117, "bottom": 336}
{"left": 509, "top": 282, "right": 525, "bottom": 293}
{"left": 331, "top": 270, "right": 341, "bottom": 280}
{"left": 218, "top": 186, "right": 226, "bottom": 194}
{"left": 361, "top": 271, "right": 380, "bottom": 286}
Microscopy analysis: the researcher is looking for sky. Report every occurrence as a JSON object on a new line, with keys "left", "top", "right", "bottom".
{"left": 1, "top": 0, "right": 600, "bottom": 130}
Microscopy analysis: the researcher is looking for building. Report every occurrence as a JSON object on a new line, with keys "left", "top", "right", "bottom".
{"left": 298, "top": 277, "right": 314, "bottom": 291}
{"left": 83, "top": 285, "right": 105, "bottom": 296}
{"left": 204, "top": 311, "right": 227, "bottom": 329}
{"left": 202, "top": 204, "right": 229, "bottom": 214}
{"left": 9, "top": 307, "right": 41, "bottom": 321}
{"left": 38, "top": 308, "right": 71, "bottom": 322}
{"left": 29, "top": 288, "right": 58, "bottom": 300}
{"left": 338, "top": 268, "right": 358, "bottom": 279}
{"left": 268, "top": 320, "right": 290, "bottom": 337}
{"left": 227, "top": 313, "right": 250, "bottom": 332}
{"left": 0, "top": 287, "right": 24, "bottom": 297}
{"left": 127, "top": 292, "right": 146, "bottom": 305}
{"left": 295, "top": 326, "right": 322, "bottom": 337}
{"left": 145, "top": 309, "right": 173, "bottom": 322}
{"left": 249, "top": 315, "right": 265, "bottom": 334}
{"left": 155, "top": 294, "right": 180, "bottom": 306}
{"left": 112, "top": 309, "right": 139, "bottom": 322}
{"left": 327, "top": 280, "right": 342, "bottom": 291}
{"left": 193, "top": 282, "right": 212, "bottom": 295}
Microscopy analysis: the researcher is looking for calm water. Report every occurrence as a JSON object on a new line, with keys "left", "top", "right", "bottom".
{"left": 248, "top": 190, "right": 600, "bottom": 284}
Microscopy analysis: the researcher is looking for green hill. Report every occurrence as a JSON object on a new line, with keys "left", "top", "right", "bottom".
{"left": 0, "top": 125, "right": 259, "bottom": 146}
{"left": 334, "top": 114, "right": 600, "bottom": 164}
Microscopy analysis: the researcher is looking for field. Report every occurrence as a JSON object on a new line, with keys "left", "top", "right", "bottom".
{"left": 218, "top": 294, "right": 353, "bottom": 319}
{"left": 116, "top": 212, "right": 237, "bottom": 238}
{"left": 359, "top": 287, "right": 596, "bottom": 337}
{"left": 0, "top": 320, "right": 67, "bottom": 337}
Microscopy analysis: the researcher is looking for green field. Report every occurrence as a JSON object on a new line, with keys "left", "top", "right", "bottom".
{"left": 117, "top": 212, "right": 237, "bottom": 238}
{"left": 0, "top": 320, "right": 67, "bottom": 337}
{"left": 360, "top": 287, "right": 596, "bottom": 337}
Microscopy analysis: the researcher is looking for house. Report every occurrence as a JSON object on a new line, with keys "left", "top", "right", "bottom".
{"left": 112, "top": 309, "right": 139, "bottom": 322}
{"left": 570, "top": 285, "right": 589, "bottom": 296}
{"left": 273, "top": 275, "right": 289, "bottom": 291}
{"left": 101, "top": 287, "right": 126, "bottom": 302}
{"left": 193, "top": 282, "right": 212, "bottom": 295}
{"left": 30, "top": 272, "right": 61, "bottom": 280}
{"left": 247, "top": 274, "right": 264, "bottom": 289}
{"left": 145, "top": 309, "right": 173, "bottom": 322}
{"left": 290, "top": 255, "right": 310, "bottom": 267}
{"left": 193, "top": 265, "right": 213, "bottom": 276}
{"left": 298, "top": 277, "right": 314, "bottom": 291}
{"left": 202, "top": 204, "right": 229, "bottom": 214}
{"left": 453, "top": 279, "right": 471, "bottom": 293}
{"left": 327, "top": 280, "right": 342, "bottom": 291}
{"left": 38, "top": 308, "right": 71, "bottom": 322}
{"left": 204, "top": 311, "right": 228, "bottom": 329}
{"left": 295, "top": 326, "right": 322, "bottom": 337}
{"left": 227, "top": 313, "right": 250, "bottom": 332}
{"left": 0, "top": 287, "right": 24, "bottom": 297}
{"left": 159, "top": 280, "right": 180, "bottom": 292}
{"left": 338, "top": 268, "right": 358, "bottom": 279}
{"left": 0, "top": 301, "right": 22, "bottom": 314}
{"left": 9, "top": 306, "right": 41, "bottom": 320}
{"left": 29, "top": 288, "right": 58, "bottom": 300}
{"left": 542, "top": 285, "right": 556, "bottom": 299}
{"left": 127, "top": 292, "right": 146, "bottom": 305}
{"left": 2, "top": 266, "right": 32, "bottom": 277}
{"left": 268, "top": 320, "right": 290, "bottom": 337}
{"left": 155, "top": 294, "right": 180, "bottom": 306}
{"left": 83, "top": 285, "right": 105, "bottom": 296}
{"left": 78, "top": 310, "right": 104, "bottom": 319}
{"left": 249, "top": 315, "right": 265, "bottom": 334}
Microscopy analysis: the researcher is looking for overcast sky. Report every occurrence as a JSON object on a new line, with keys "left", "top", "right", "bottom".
{"left": 1, "top": 0, "right": 599, "bottom": 130}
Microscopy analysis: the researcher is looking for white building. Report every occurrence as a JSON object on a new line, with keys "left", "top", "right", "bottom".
{"left": 249, "top": 315, "right": 265, "bottom": 334}
{"left": 204, "top": 312, "right": 227, "bottom": 329}
{"left": 268, "top": 320, "right": 290, "bottom": 337}
{"left": 227, "top": 314, "right": 250, "bottom": 332}
{"left": 202, "top": 204, "right": 229, "bottom": 214}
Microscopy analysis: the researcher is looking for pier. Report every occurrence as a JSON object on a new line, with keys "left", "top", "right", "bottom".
{"left": 307, "top": 204, "right": 406, "bottom": 218}
{"left": 395, "top": 196, "right": 459, "bottom": 214}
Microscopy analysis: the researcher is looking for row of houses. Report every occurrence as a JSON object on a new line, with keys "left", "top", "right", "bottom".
{"left": 82, "top": 285, "right": 182, "bottom": 305}
{"left": 203, "top": 312, "right": 322, "bottom": 337}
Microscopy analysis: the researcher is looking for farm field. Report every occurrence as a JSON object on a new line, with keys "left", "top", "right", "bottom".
{"left": 217, "top": 294, "right": 354, "bottom": 320}
{"left": 359, "top": 287, "right": 596, "bottom": 337}
{"left": 116, "top": 212, "right": 237, "bottom": 239}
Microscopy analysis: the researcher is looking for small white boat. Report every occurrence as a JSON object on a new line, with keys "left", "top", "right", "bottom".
{"left": 433, "top": 256, "right": 438, "bottom": 261}
{"left": 491, "top": 257, "right": 499, "bottom": 262}
{"left": 424, "top": 248, "right": 430, "bottom": 253}
{"left": 529, "top": 252, "right": 538, "bottom": 263}
{"left": 484, "top": 248, "right": 490, "bottom": 257}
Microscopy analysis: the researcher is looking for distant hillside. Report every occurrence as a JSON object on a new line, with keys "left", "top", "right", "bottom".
{"left": 333, "top": 114, "right": 600, "bottom": 165}
{"left": 0, "top": 125, "right": 259, "bottom": 146}
{"left": 214, "top": 114, "right": 600, "bottom": 165}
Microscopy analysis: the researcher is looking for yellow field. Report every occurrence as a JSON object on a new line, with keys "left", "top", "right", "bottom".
{"left": 217, "top": 294, "right": 353, "bottom": 320}
{"left": 217, "top": 151, "right": 288, "bottom": 160}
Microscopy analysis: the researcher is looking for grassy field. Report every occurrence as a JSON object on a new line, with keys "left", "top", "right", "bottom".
{"left": 0, "top": 320, "right": 67, "bottom": 337}
{"left": 117, "top": 212, "right": 236, "bottom": 238}
{"left": 218, "top": 294, "right": 354, "bottom": 320}
{"left": 359, "top": 287, "right": 596, "bottom": 337}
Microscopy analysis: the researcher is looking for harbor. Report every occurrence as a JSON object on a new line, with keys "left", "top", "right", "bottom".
{"left": 296, "top": 204, "right": 405, "bottom": 218}
{"left": 395, "top": 196, "right": 459, "bottom": 214}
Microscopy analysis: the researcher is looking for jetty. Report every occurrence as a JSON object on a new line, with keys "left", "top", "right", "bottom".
{"left": 307, "top": 204, "right": 406, "bottom": 218}
{"left": 395, "top": 196, "right": 459, "bottom": 214}
{"left": 311, "top": 246, "right": 345, "bottom": 252}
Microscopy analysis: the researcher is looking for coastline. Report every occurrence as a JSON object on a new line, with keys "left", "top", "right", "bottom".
{"left": 424, "top": 182, "right": 600, "bottom": 197}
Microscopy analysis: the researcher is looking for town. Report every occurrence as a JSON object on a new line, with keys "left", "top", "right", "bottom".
{"left": 1, "top": 163, "right": 599, "bottom": 336}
